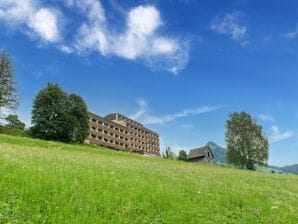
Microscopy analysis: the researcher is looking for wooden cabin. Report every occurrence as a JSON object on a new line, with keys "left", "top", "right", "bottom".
{"left": 187, "top": 146, "right": 214, "bottom": 164}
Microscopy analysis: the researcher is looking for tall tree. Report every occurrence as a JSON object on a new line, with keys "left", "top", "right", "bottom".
{"left": 31, "top": 84, "right": 73, "bottom": 142}
{"left": 163, "top": 146, "right": 176, "bottom": 160}
{"left": 5, "top": 114, "right": 25, "bottom": 130}
{"left": 225, "top": 111, "right": 269, "bottom": 170}
{"left": 0, "top": 52, "right": 17, "bottom": 116}
{"left": 177, "top": 150, "right": 187, "bottom": 161}
{"left": 31, "top": 84, "right": 89, "bottom": 143}
{"left": 68, "top": 94, "right": 89, "bottom": 144}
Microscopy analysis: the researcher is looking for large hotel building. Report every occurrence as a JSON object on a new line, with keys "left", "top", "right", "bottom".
{"left": 86, "top": 112, "right": 160, "bottom": 156}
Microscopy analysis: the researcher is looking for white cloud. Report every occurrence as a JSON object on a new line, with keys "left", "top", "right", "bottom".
{"left": 259, "top": 114, "right": 274, "bottom": 122}
{"left": 269, "top": 125, "right": 294, "bottom": 143}
{"left": 283, "top": 26, "right": 298, "bottom": 39}
{"left": 211, "top": 12, "right": 248, "bottom": 45}
{"left": 63, "top": 2, "right": 189, "bottom": 73}
{"left": 130, "top": 99, "right": 222, "bottom": 125}
{"left": 0, "top": 1, "right": 188, "bottom": 73}
{"left": 0, "top": 0, "right": 61, "bottom": 43}
{"left": 130, "top": 99, "right": 148, "bottom": 120}
{"left": 0, "top": 107, "right": 12, "bottom": 123}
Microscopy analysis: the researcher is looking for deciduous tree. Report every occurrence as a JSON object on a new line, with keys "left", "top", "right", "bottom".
{"left": 68, "top": 94, "right": 89, "bottom": 144}
{"left": 0, "top": 52, "right": 17, "bottom": 117}
{"left": 177, "top": 150, "right": 187, "bottom": 161}
{"left": 5, "top": 114, "right": 25, "bottom": 130}
{"left": 163, "top": 146, "right": 176, "bottom": 160}
{"left": 225, "top": 111, "right": 268, "bottom": 170}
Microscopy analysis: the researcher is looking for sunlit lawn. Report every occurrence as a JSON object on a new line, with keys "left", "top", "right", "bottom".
{"left": 0, "top": 134, "right": 297, "bottom": 223}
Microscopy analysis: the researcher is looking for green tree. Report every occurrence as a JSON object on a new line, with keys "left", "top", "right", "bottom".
{"left": 31, "top": 84, "right": 73, "bottom": 142}
{"left": 31, "top": 84, "right": 89, "bottom": 143}
{"left": 177, "top": 150, "right": 187, "bottom": 161}
{"left": 68, "top": 94, "right": 89, "bottom": 143}
{"left": 5, "top": 114, "right": 25, "bottom": 130}
{"left": 163, "top": 146, "right": 176, "bottom": 160}
{"left": 0, "top": 52, "right": 17, "bottom": 116}
{"left": 225, "top": 111, "right": 269, "bottom": 170}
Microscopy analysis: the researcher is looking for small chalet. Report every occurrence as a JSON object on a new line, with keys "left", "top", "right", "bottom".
{"left": 187, "top": 146, "right": 214, "bottom": 164}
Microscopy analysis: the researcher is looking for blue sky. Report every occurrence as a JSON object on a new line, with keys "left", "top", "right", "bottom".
{"left": 1, "top": 0, "right": 298, "bottom": 166}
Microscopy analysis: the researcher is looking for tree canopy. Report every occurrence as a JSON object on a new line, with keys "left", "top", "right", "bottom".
{"left": 163, "top": 146, "right": 176, "bottom": 160}
{"left": 0, "top": 52, "right": 17, "bottom": 116}
{"left": 31, "top": 83, "right": 89, "bottom": 143}
{"left": 177, "top": 150, "right": 187, "bottom": 161}
{"left": 225, "top": 111, "right": 269, "bottom": 170}
{"left": 5, "top": 114, "right": 25, "bottom": 130}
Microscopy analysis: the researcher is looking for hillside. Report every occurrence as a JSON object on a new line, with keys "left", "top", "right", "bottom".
{"left": 1, "top": 135, "right": 298, "bottom": 223}
{"left": 281, "top": 164, "right": 298, "bottom": 175}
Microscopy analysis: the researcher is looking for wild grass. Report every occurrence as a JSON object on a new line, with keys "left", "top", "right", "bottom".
{"left": 0, "top": 134, "right": 298, "bottom": 223}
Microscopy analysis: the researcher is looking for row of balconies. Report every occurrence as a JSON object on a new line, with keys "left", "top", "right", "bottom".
{"left": 126, "top": 124, "right": 158, "bottom": 138}
{"left": 89, "top": 117, "right": 159, "bottom": 152}
{"left": 90, "top": 130, "right": 128, "bottom": 144}
{"left": 90, "top": 131, "right": 159, "bottom": 150}
{"left": 90, "top": 119, "right": 128, "bottom": 134}
{"left": 89, "top": 133, "right": 159, "bottom": 153}
{"left": 90, "top": 117, "right": 158, "bottom": 138}
{"left": 90, "top": 125, "right": 159, "bottom": 144}
{"left": 89, "top": 134, "right": 128, "bottom": 149}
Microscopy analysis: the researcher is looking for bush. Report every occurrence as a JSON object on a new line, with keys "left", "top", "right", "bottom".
{"left": 0, "top": 125, "right": 29, "bottom": 137}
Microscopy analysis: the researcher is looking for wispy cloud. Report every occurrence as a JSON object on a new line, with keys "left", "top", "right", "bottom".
{"left": 259, "top": 114, "right": 274, "bottom": 122}
{"left": 0, "top": 0, "right": 189, "bottom": 73}
{"left": 269, "top": 125, "right": 294, "bottom": 143}
{"left": 179, "top": 123, "right": 194, "bottom": 129}
{"left": 283, "top": 25, "right": 298, "bottom": 39}
{"left": 130, "top": 99, "right": 223, "bottom": 125}
{"left": 130, "top": 99, "right": 148, "bottom": 120}
{"left": 211, "top": 11, "right": 248, "bottom": 45}
{"left": 65, "top": 2, "right": 189, "bottom": 74}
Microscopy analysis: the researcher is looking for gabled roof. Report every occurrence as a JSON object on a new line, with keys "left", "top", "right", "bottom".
{"left": 187, "top": 146, "right": 214, "bottom": 159}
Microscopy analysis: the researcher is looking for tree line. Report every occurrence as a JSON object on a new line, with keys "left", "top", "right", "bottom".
{"left": 0, "top": 51, "right": 89, "bottom": 143}
{"left": 0, "top": 51, "right": 269, "bottom": 170}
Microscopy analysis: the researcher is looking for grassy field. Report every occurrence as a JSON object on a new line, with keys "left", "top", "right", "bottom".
{"left": 0, "top": 134, "right": 298, "bottom": 223}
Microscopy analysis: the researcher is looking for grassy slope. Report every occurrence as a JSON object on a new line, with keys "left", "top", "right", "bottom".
{"left": 0, "top": 135, "right": 298, "bottom": 223}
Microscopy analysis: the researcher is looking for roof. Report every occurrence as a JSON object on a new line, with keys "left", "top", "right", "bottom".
{"left": 187, "top": 146, "right": 214, "bottom": 159}
{"left": 88, "top": 112, "right": 159, "bottom": 135}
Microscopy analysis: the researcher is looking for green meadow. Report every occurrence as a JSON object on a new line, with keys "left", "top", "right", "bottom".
{"left": 0, "top": 134, "right": 298, "bottom": 223}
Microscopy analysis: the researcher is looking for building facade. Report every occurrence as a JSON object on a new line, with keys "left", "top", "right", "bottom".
{"left": 86, "top": 112, "right": 160, "bottom": 156}
{"left": 187, "top": 146, "right": 214, "bottom": 164}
